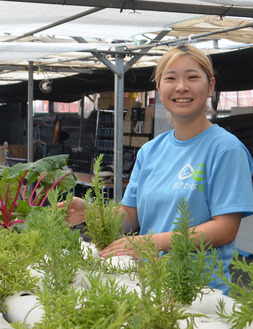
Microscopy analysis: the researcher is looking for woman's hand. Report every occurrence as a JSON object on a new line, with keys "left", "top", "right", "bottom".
{"left": 58, "top": 196, "right": 86, "bottom": 226}
{"left": 98, "top": 236, "right": 141, "bottom": 259}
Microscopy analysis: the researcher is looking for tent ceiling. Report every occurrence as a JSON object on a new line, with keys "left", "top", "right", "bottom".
{"left": 1, "top": 46, "right": 253, "bottom": 103}
{"left": 0, "top": 1, "right": 206, "bottom": 41}
{"left": 3, "top": 0, "right": 253, "bottom": 18}
{"left": 160, "top": 16, "right": 253, "bottom": 45}
{"left": 0, "top": 1, "right": 253, "bottom": 101}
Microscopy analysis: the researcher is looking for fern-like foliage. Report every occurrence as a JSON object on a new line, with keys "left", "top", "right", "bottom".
{"left": 128, "top": 233, "right": 196, "bottom": 329}
{"left": 217, "top": 250, "right": 253, "bottom": 329}
{"left": 165, "top": 198, "right": 218, "bottom": 304}
{"left": 84, "top": 154, "right": 124, "bottom": 251}
{"left": 25, "top": 190, "right": 83, "bottom": 294}
{"left": 0, "top": 228, "right": 43, "bottom": 308}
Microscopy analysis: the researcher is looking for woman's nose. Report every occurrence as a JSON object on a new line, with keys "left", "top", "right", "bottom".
{"left": 175, "top": 79, "right": 189, "bottom": 92}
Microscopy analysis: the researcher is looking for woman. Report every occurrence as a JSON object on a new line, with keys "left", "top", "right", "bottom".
{"left": 61, "top": 44, "right": 253, "bottom": 295}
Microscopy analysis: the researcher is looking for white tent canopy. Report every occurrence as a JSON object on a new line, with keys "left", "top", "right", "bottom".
{"left": 0, "top": 1, "right": 252, "bottom": 77}
{"left": 0, "top": 1, "right": 203, "bottom": 41}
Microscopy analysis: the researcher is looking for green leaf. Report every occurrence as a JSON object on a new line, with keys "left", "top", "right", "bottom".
{"left": 8, "top": 154, "right": 69, "bottom": 183}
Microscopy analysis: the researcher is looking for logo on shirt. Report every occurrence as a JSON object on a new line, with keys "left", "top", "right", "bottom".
{"left": 173, "top": 163, "right": 205, "bottom": 192}
{"left": 178, "top": 164, "right": 194, "bottom": 179}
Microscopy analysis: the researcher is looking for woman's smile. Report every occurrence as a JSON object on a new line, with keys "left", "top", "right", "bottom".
{"left": 173, "top": 98, "right": 193, "bottom": 103}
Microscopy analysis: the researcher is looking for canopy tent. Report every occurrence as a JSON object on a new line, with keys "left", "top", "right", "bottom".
{"left": 1, "top": 0, "right": 253, "bottom": 200}
{"left": 1, "top": 46, "right": 253, "bottom": 103}
{"left": 1, "top": 0, "right": 253, "bottom": 42}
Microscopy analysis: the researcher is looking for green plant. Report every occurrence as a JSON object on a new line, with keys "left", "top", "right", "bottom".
{"left": 75, "top": 274, "right": 140, "bottom": 329}
{"left": 0, "top": 228, "right": 43, "bottom": 308}
{"left": 0, "top": 154, "right": 76, "bottom": 228}
{"left": 128, "top": 234, "right": 196, "bottom": 329}
{"left": 165, "top": 198, "right": 217, "bottom": 304}
{"left": 25, "top": 190, "right": 84, "bottom": 293}
{"left": 8, "top": 196, "right": 219, "bottom": 329}
{"left": 217, "top": 250, "right": 253, "bottom": 328}
{"left": 84, "top": 154, "right": 124, "bottom": 251}
{"left": 110, "top": 198, "right": 218, "bottom": 328}
{"left": 13, "top": 189, "right": 85, "bottom": 328}
{"left": 12, "top": 189, "right": 139, "bottom": 329}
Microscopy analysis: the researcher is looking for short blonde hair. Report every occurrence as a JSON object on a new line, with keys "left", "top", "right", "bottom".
{"left": 155, "top": 44, "right": 214, "bottom": 89}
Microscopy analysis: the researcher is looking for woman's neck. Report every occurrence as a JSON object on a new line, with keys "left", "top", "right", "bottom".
{"left": 173, "top": 117, "right": 212, "bottom": 141}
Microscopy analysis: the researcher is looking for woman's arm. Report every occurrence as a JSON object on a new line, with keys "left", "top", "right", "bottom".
{"left": 119, "top": 205, "right": 139, "bottom": 234}
{"left": 152, "top": 212, "right": 242, "bottom": 251}
{"left": 99, "top": 212, "right": 242, "bottom": 258}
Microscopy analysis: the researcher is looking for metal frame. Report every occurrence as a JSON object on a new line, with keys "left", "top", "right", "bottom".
{"left": 3, "top": 0, "right": 253, "bottom": 18}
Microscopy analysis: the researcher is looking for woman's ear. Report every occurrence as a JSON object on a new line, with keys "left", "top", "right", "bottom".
{"left": 208, "top": 77, "right": 216, "bottom": 97}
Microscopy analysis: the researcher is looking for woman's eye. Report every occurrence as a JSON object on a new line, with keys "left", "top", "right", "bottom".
{"left": 188, "top": 76, "right": 198, "bottom": 79}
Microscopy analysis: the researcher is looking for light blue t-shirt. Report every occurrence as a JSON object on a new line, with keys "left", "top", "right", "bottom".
{"left": 122, "top": 124, "right": 253, "bottom": 294}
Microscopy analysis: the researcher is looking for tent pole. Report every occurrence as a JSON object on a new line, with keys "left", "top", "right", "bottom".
{"left": 27, "top": 61, "right": 34, "bottom": 163}
{"left": 114, "top": 46, "right": 124, "bottom": 202}
{"left": 78, "top": 94, "right": 84, "bottom": 148}
{"left": 4, "top": 7, "right": 104, "bottom": 42}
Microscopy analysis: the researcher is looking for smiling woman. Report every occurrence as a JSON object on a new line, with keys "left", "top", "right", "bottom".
{"left": 155, "top": 44, "right": 215, "bottom": 140}
{"left": 62, "top": 44, "right": 253, "bottom": 297}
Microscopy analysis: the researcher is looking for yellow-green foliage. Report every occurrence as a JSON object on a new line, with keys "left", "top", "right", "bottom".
{"left": 0, "top": 228, "right": 43, "bottom": 307}
{"left": 84, "top": 154, "right": 124, "bottom": 251}
{"left": 217, "top": 250, "right": 253, "bottom": 329}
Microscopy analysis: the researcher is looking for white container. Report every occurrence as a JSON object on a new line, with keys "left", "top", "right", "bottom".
{"left": 103, "top": 255, "right": 135, "bottom": 270}
{"left": 81, "top": 241, "right": 99, "bottom": 259}
{"left": 72, "top": 269, "right": 92, "bottom": 289}
{"left": 191, "top": 288, "right": 224, "bottom": 316}
{"left": 179, "top": 306, "right": 231, "bottom": 329}
{"left": 4, "top": 292, "right": 44, "bottom": 327}
{"left": 0, "top": 313, "right": 13, "bottom": 328}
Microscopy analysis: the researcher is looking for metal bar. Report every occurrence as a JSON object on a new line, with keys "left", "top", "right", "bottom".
{"left": 69, "top": 36, "right": 123, "bottom": 76}
{"left": 113, "top": 46, "right": 124, "bottom": 202}
{"left": 3, "top": 0, "right": 253, "bottom": 18}
{"left": 4, "top": 7, "right": 104, "bottom": 42}
{"left": 124, "top": 30, "right": 169, "bottom": 73}
{"left": 27, "top": 61, "right": 34, "bottom": 163}
{"left": 95, "top": 52, "right": 122, "bottom": 76}
{"left": 129, "top": 21, "right": 253, "bottom": 51}
{"left": 78, "top": 94, "right": 84, "bottom": 148}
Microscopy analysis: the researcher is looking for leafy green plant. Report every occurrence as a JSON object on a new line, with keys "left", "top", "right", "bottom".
{"left": 165, "top": 198, "right": 217, "bottom": 304}
{"left": 109, "top": 198, "right": 218, "bottom": 328}
{"left": 75, "top": 274, "right": 140, "bottom": 329}
{"left": 14, "top": 189, "right": 85, "bottom": 328}
{"left": 0, "top": 228, "right": 43, "bottom": 308}
{"left": 216, "top": 250, "right": 253, "bottom": 328}
{"left": 0, "top": 154, "right": 76, "bottom": 228}
{"left": 84, "top": 154, "right": 124, "bottom": 251}
{"left": 25, "top": 189, "right": 83, "bottom": 294}
{"left": 13, "top": 189, "right": 138, "bottom": 329}
{"left": 128, "top": 234, "right": 196, "bottom": 329}
{"left": 7, "top": 195, "right": 219, "bottom": 329}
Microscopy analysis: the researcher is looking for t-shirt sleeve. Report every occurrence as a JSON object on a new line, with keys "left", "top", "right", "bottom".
{"left": 208, "top": 146, "right": 253, "bottom": 218}
{"left": 122, "top": 149, "right": 143, "bottom": 208}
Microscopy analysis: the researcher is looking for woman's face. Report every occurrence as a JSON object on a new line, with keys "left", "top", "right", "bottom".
{"left": 158, "top": 55, "right": 215, "bottom": 124}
